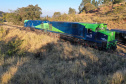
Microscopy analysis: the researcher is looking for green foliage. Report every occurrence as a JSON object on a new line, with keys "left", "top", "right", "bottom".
{"left": 78, "top": 0, "right": 91, "bottom": 13}
{"left": 113, "top": 0, "right": 124, "bottom": 4}
{"left": 49, "top": 13, "right": 69, "bottom": 21}
{"left": 0, "top": 19, "right": 3, "bottom": 23}
{"left": 113, "top": 5, "right": 125, "bottom": 14}
{"left": 2, "top": 13, "right": 6, "bottom": 22}
{"left": 79, "top": 0, "right": 125, "bottom": 13}
{"left": 68, "top": 7, "right": 76, "bottom": 14}
{"left": 101, "top": 0, "right": 124, "bottom": 5}
{"left": 7, "top": 39, "right": 24, "bottom": 56}
{"left": 0, "top": 27, "right": 4, "bottom": 33}
{"left": 98, "top": 0, "right": 103, "bottom": 5}
{"left": 2, "top": 4, "right": 42, "bottom": 25}
{"left": 95, "top": 1, "right": 99, "bottom": 7}
{"left": 83, "top": 3, "right": 97, "bottom": 12}
{"left": 0, "top": 27, "right": 6, "bottom": 40}
{"left": 82, "top": 0, "right": 91, "bottom": 5}
{"left": 0, "top": 11, "right": 4, "bottom": 17}
{"left": 92, "top": 0, "right": 96, "bottom": 6}
{"left": 53, "top": 12, "right": 61, "bottom": 17}
{"left": 0, "top": 49, "right": 5, "bottom": 61}
{"left": 0, "top": 11, "right": 5, "bottom": 22}
{"left": 92, "top": 0, "right": 99, "bottom": 7}
{"left": 0, "top": 20, "right": 3, "bottom": 24}
{"left": 78, "top": 6, "right": 81, "bottom": 12}
{"left": 60, "top": 13, "right": 69, "bottom": 21}
{"left": 3, "top": 13, "right": 22, "bottom": 24}
{"left": 103, "top": 0, "right": 111, "bottom": 3}
{"left": 18, "top": 4, "right": 42, "bottom": 21}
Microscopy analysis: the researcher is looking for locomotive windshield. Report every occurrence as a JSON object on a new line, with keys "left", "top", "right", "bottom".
{"left": 95, "top": 24, "right": 107, "bottom": 32}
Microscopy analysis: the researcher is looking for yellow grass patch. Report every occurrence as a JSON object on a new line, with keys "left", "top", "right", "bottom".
{"left": 2, "top": 28, "right": 58, "bottom": 53}
{"left": 1, "top": 66, "right": 18, "bottom": 84}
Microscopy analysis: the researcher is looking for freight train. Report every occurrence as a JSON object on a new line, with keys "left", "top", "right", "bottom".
{"left": 111, "top": 29, "right": 126, "bottom": 44}
{"left": 24, "top": 20, "right": 117, "bottom": 50}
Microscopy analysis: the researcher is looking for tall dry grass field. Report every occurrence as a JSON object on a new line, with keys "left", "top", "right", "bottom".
{"left": 0, "top": 23, "right": 126, "bottom": 84}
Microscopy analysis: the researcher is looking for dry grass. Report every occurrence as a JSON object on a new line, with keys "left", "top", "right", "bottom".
{"left": 49, "top": 13, "right": 126, "bottom": 30}
{"left": 1, "top": 66, "right": 18, "bottom": 84}
{"left": 0, "top": 24, "right": 126, "bottom": 84}
{"left": 2, "top": 27, "right": 58, "bottom": 53}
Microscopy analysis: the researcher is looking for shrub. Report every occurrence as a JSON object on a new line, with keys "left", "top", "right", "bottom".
{"left": 7, "top": 39, "right": 24, "bottom": 56}
{"left": 113, "top": 5, "right": 125, "bottom": 14}
{"left": 53, "top": 12, "right": 61, "bottom": 17}
{"left": 0, "top": 27, "right": 6, "bottom": 39}
{"left": 83, "top": 3, "right": 96, "bottom": 13}
{"left": 68, "top": 7, "right": 76, "bottom": 15}
{"left": 113, "top": 0, "right": 125, "bottom": 4}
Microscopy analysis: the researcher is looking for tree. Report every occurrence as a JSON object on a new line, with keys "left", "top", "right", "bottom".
{"left": 92, "top": 0, "right": 98, "bottom": 7}
{"left": 78, "top": 0, "right": 91, "bottom": 13}
{"left": 103, "top": 0, "right": 111, "bottom": 3}
{"left": 92, "top": 0, "right": 96, "bottom": 6}
{"left": 100, "top": 0, "right": 124, "bottom": 4}
{"left": 2, "top": 4, "right": 42, "bottom": 25}
{"left": 18, "top": 4, "right": 42, "bottom": 21}
{"left": 0, "top": 11, "right": 4, "bottom": 17}
{"left": 98, "top": 0, "right": 103, "bottom": 5}
{"left": 82, "top": 0, "right": 91, "bottom": 5}
{"left": 53, "top": 12, "right": 61, "bottom": 17}
{"left": 68, "top": 7, "right": 76, "bottom": 14}
{"left": 111, "top": 0, "right": 124, "bottom": 10}
{"left": 83, "top": 3, "right": 97, "bottom": 12}
{"left": 95, "top": 1, "right": 99, "bottom": 7}
{"left": 113, "top": 0, "right": 124, "bottom": 4}
{"left": 78, "top": 6, "right": 81, "bottom": 12}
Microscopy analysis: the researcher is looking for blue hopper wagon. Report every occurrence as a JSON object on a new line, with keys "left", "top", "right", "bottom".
{"left": 111, "top": 29, "right": 126, "bottom": 43}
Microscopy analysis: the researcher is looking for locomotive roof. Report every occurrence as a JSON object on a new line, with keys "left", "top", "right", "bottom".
{"left": 51, "top": 21, "right": 106, "bottom": 24}
{"left": 24, "top": 20, "right": 106, "bottom": 25}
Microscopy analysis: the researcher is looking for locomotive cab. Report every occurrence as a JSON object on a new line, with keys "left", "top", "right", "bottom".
{"left": 83, "top": 23, "right": 117, "bottom": 49}
{"left": 95, "top": 24, "right": 117, "bottom": 49}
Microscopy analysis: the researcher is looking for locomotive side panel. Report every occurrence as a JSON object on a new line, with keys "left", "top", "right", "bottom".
{"left": 50, "top": 21, "right": 85, "bottom": 38}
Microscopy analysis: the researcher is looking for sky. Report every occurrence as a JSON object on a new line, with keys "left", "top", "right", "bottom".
{"left": 0, "top": 0, "right": 82, "bottom": 17}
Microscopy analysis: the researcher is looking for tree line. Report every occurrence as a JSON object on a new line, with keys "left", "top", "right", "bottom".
{"left": 1, "top": 0, "right": 125, "bottom": 24}
{"left": 2, "top": 4, "right": 77, "bottom": 24}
